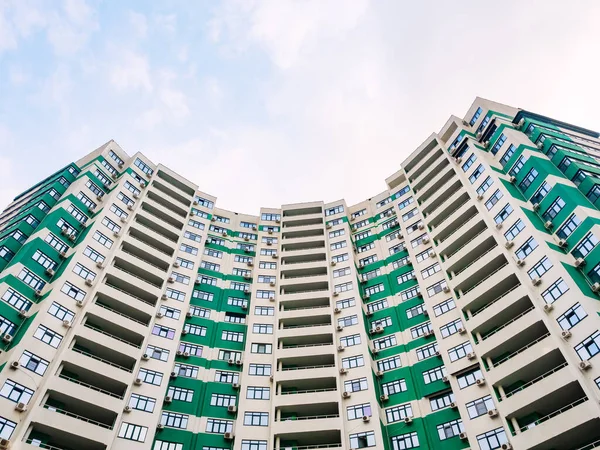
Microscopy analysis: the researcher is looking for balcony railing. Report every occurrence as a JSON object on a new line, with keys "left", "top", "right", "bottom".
{"left": 513, "top": 397, "right": 588, "bottom": 434}
{"left": 577, "top": 439, "right": 600, "bottom": 450}
{"left": 58, "top": 373, "right": 124, "bottom": 399}
{"left": 83, "top": 323, "right": 141, "bottom": 348}
{"left": 481, "top": 306, "right": 535, "bottom": 341}
{"left": 280, "top": 387, "right": 337, "bottom": 395}
{"left": 282, "top": 304, "right": 330, "bottom": 312}
{"left": 462, "top": 262, "right": 509, "bottom": 295}
{"left": 274, "top": 445, "right": 342, "bottom": 450}
{"left": 438, "top": 212, "right": 479, "bottom": 244}
{"left": 503, "top": 363, "right": 568, "bottom": 399}
{"left": 127, "top": 233, "right": 173, "bottom": 256}
{"left": 454, "top": 244, "right": 499, "bottom": 276}
{"left": 492, "top": 333, "right": 550, "bottom": 368}
{"left": 43, "top": 404, "right": 114, "bottom": 429}
{"left": 94, "top": 301, "right": 147, "bottom": 326}
{"left": 433, "top": 198, "right": 470, "bottom": 229}
{"left": 112, "top": 265, "right": 161, "bottom": 288}
{"left": 71, "top": 347, "right": 133, "bottom": 373}
{"left": 25, "top": 441, "right": 68, "bottom": 450}
{"left": 446, "top": 227, "right": 487, "bottom": 259}
{"left": 276, "top": 414, "right": 340, "bottom": 421}
{"left": 282, "top": 342, "right": 333, "bottom": 349}
{"left": 280, "top": 364, "right": 335, "bottom": 371}
{"left": 104, "top": 282, "right": 156, "bottom": 306}
{"left": 282, "top": 323, "right": 331, "bottom": 330}
{"left": 470, "top": 285, "right": 521, "bottom": 318}
{"left": 120, "top": 248, "right": 167, "bottom": 272}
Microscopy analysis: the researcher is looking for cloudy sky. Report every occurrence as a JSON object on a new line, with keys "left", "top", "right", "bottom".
{"left": 1, "top": 0, "right": 600, "bottom": 214}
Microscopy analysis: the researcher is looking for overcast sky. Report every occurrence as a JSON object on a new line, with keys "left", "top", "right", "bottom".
{"left": 1, "top": 0, "right": 600, "bottom": 214}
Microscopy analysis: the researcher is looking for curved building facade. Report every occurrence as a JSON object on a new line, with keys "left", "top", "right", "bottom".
{"left": 1, "top": 98, "right": 600, "bottom": 450}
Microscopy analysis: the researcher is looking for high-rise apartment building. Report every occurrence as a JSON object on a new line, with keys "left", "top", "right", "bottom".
{"left": 1, "top": 97, "right": 600, "bottom": 450}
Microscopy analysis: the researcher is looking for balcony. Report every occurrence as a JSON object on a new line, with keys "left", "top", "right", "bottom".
{"left": 451, "top": 252, "right": 507, "bottom": 293}
{"left": 120, "top": 241, "right": 170, "bottom": 272}
{"left": 140, "top": 200, "right": 183, "bottom": 231}
{"left": 282, "top": 240, "right": 326, "bottom": 252}
{"left": 58, "top": 361, "right": 128, "bottom": 400}
{"left": 283, "top": 228, "right": 325, "bottom": 240}
{"left": 128, "top": 226, "right": 175, "bottom": 257}
{"left": 273, "top": 403, "right": 340, "bottom": 435}
{"left": 408, "top": 144, "right": 443, "bottom": 181}
{"left": 147, "top": 190, "right": 187, "bottom": 218}
{"left": 277, "top": 376, "right": 338, "bottom": 400}
{"left": 445, "top": 234, "right": 497, "bottom": 275}
{"left": 279, "top": 305, "right": 331, "bottom": 319}
{"left": 281, "top": 254, "right": 327, "bottom": 266}
{"left": 104, "top": 273, "right": 159, "bottom": 307}
{"left": 90, "top": 301, "right": 149, "bottom": 336}
{"left": 509, "top": 393, "right": 598, "bottom": 450}
{"left": 416, "top": 162, "right": 455, "bottom": 203}
{"left": 281, "top": 278, "right": 329, "bottom": 294}
{"left": 467, "top": 286, "right": 530, "bottom": 333}
{"left": 134, "top": 212, "right": 179, "bottom": 242}
{"left": 83, "top": 313, "right": 145, "bottom": 349}
{"left": 112, "top": 256, "right": 164, "bottom": 289}
{"left": 278, "top": 323, "right": 332, "bottom": 340}
{"left": 413, "top": 152, "right": 448, "bottom": 192}
{"left": 458, "top": 266, "right": 519, "bottom": 312}
{"left": 281, "top": 296, "right": 330, "bottom": 311}
{"left": 284, "top": 206, "right": 323, "bottom": 217}
{"left": 156, "top": 169, "right": 195, "bottom": 198}
{"left": 278, "top": 339, "right": 335, "bottom": 359}
{"left": 436, "top": 217, "right": 487, "bottom": 257}
{"left": 24, "top": 422, "right": 107, "bottom": 450}
{"left": 152, "top": 179, "right": 191, "bottom": 208}
{"left": 283, "top": 216, "right": 324, "bottom": 228}
{"left": 279, "top": 289, "right": 331, "bottom": 304}
{"left": 281, "top": 266, "right": 328, "bottom": 280}
{"left": 432, "top": 203, "right": 476, "bottom": 241}
{"left": 420, "top": 178, "right": 463, "bottom": 217}
{"left": 93, "top": 293, "right": 152, "bottom": 326}
{"left": 71, "top": 333, "right": 137, "bottom": 373}
{"left": 275, "top": 433, "right": 342, "bottom": 450}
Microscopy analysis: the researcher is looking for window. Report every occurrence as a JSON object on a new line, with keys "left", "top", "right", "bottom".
{"left": 440, "top": 319, "right": 462, "bottom": 338}
{"left": 338, "top": 315, "right": 358, "bottom": 327}
{"left": 73, "top": 263, "right": 96, "bottom": 281}
{"left": 342, "top": 355, "right": 365, "bottom": 369}
{"left": 557, "top": 214, "right": 581, "bottom": 239}
{"left": 476, "top": 428, "right": 508, "bottom": 450}
{"left": 381, "top": 379, "right": 407, "bottom": 396}
{"left": 218, "top": 350, "right": 242, "bottom": 361}
{"left": 499, "top": 144, "right": 516, "bottom": 166}
{"left": 527, "top": 256, "right": 553, "bottom": 279}
{"left": 325, "top": 205, "right": 344, "bottom": 216}
{"left": 118, "top": 422, "right": 148, "bottom": 442}
{"left": 348, "top": 403, "right": 372, "bottom": 420}
{"left": 0, "top": 316, "right": 16, "bottom": 337}
{"left": 374, "top": 335, "right": 397, "bottom": 350}
{"left": 340, "top": 334, "right": 361, "bottom": 348}
{"left": 248, "top": 364, "right": 271, "bottom": 376}
{"left": 509, "top": 155, "right": 527, "bottom": 177}
{"left": 558, "top": 303, "right": 587, "bottom": 330}
{"left": 406, "top": 303, "right": 425, "bottom": 319}
{"left": 32, "top": 250, "right": 57, "bottom": 270}
{"left": 410, "top": 322, "right": 432, "bottom": 339}
{"left": 366, "top": 298, "right": 386, "bottom": 313}
{"left": 391, "top": 432, "right": 419, "bottom": 450}
{"left": 430, "top": 391, "right": 454, "bottom": 411}
{"left": 377, "top": 355, "right": 401, "bottom": 372}
{"left": 251, "top": 343, "right": 272, "bottom": 354}
{"left": 174, "top": 363, "right": 199, "bottom": 378}
{"left": 134, "top": 158, "right": 153, "bottom": 175}
{"left": 44, "top": 233, "right": 68, "bottom": 253}
{"left": 437, "top": 419, "right": 465, "bottom": 441}
{"left": 515, "top": 237, "right": 538, "bottom": 260}
{"left": 33, "top": 325, "right": 62, "bottom": 348}
{"left": 421, "top": 263, "right": 441, "bottom": 279}
{"left": 485, "top": 189, "right": 503, "bottom": 210}
{"left": 469, "top": 164, "right": 484, "bottom": 184}
{"left": 0, "top": 379, "right": 34, "bottom": 404}
{"left": 365, "top": 284, "right": 384, "bottom": 296}
{"left": 256, "top": 290, "right": 275, "bottom": 299}
{"left": 160, "top": 305, "right": 181, "bottom": 320}
{"left": 19, "top": 351, "right": 49, "bottom": 376}
{"left": 462, "top": 153, "right": 477, "bottom": 172}
{"left": 93, "top": 230, "right": 113, "bottom": 249}
{"left": 427, "top": 280, "right": 448, "bottom": 297}
{"left": 18, "top": 269, "right": 45, "bottom": 290}
{"left": 165, "top": 288, "right": 185, "bottom": 301}
{"left": 154, "top": 442, "right": 183, "bottom": 450}
{"left": 491, "top": 133, "right": 506, "bottom": 155}
{"left": 518, "top": 168, "right": 538, "bottom": 192}
{"left": 457, "top": 368, "right": 483, "bottom": 389}
{"left": 204, "top": 248, "right": 223, "bottom": 259}
{"left": 334, "top": 282, "right": 353, "bottom": 293}
{"left": 416, "top": 342, "right": 439, "bottom": 360}
{"left": 210, "top": 393, "right": 236, "bottom": 407}
{"left": 179, "top": 342, "right": 202, "bottom": 356}
{"left": 244, "top": 412, "right": 269, "bottom": 426}
{"left": 477, "top": 176, "right": 493, "bottom": 195}
{"left": 138, "top": 368, "right": 163, "bottom": 386}
{"left": 333, "top": 267, "right": 352, "bottom": 278}
{"left": 573, "top": 232, "right": 599, "bottom": 259}
{"left": 469, "top": 107, "right": 482, "bottom": 126}
{"left": 183, "top": 324, "right": 206, "bottom": 336}
{"left": 60, "top": 282, "right": 86, "bottom": 301}
{"left": 494, "top": 204, "right": 513, "bottom": 224}
{"left": 129, "top": 393, "right": 156, "bottom": 412}
{"left": 255, "top": 306, "right": 274, "bottom": 316}
{"left": 575, "top": 331, "right": 600, "bottom": 360}
{"left": 0, "top": 416, "right": 16, "bottom": 440}
{"left": 504, "top": 219, "right": 525, "bottom": 241}
{"left": 542, "top": 197, "right": 565, "bottom": 222}
{"left": 193, "top": 291, "right": 214, "bottom": 302}
{"left": 349, "top": 431, "right": 376, "bottom": 449}
{"left": 241, "top": 441, "right": 267, "bottom": 450}
{"left": 331, "top": 240, "right": 347, "bottom": 250}
{"left": 466, "top": 395, "right": 495, "bottom": 418}
{"left": 161, "top": 412, "right": 188, "bottom": 429}
{"left": 215, "top": 370, "right": 239, "bottom": 383}
{"left": 433, "top": 298, "right": 455, "bottom": 317}
{"left": 332, "top": 253, "right": 349, "bottom": 263}
{"left": 84, "top": 245, "right": 104, "bottom": 263}
{"left": 448, "top": 341, "right": 473, "bottom": 362}
{"left": 2, "top": 288, "right": 32, "bottom": 312}
{"left": 222, "top": 330, "right": 244, "bottom": 342}
{"left": 542, "top": 278, "right": 569, "bottom": 304}
{"left": 531, "top": 181, "right": 551, "bottom": 205}
{"left": 48, "top": 302, "right": 74, "bottom": 322}
{"left": 77, "top": 191, "right": 96, "bottom": 209}
{"left": 180, "top": 244, "right": 198, "bottom": 255}
{"left": 386, "top": 403, "right": 412, "bottom": 423}
{"left": 247, "top": 387, "right": 270, "bottom": 400}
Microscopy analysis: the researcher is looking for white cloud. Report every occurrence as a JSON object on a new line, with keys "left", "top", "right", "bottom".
{"left": 129, "top": 10, "right": 148, "bottom": 38}
{"left": 108, "top": 49, "right": 153, "bottom": 92}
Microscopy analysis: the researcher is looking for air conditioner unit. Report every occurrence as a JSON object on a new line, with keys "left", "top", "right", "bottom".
{"left": 495, "top": 222, "right": 503, "bottom": 230}
{"left": 167, "top": 277, "right": 174, "bottom": 283}
{"left": 543, "top": 303, "right": 554, "bottom": 313}
{"left": 232, "top": 383, "right": 241, "bottom": 390}
{"left": 164, "top": 396, "right": 172, "bottom": 403}
{"left": 59, "top": 250, "right": 67, "bottom": 259}
{"left": 428, "top": 250, "right": 436, "bottom": 258}
{"left": 537, "top": 142, "right": 544, "bottom": 149}
{"left": 561, "top": 330, "right": 572, "bottom": 339}
{"left": 557, "top": 239, "right": 567, "bottom": 248}
{"left": 443, "top": 286, "right": 451, "bottom": 293}
{"left": 544, "top": 221, "right": 553, "bottom": 230}
{"left": 459, "top": 432, "right": 468, "bottom": 440}
{"left": 488, "top": 408, "right": 499, "bottom": 417}
{"left": 375, "top": 326, "right": 383, "bottom": 333}
{"left": 194, "top": 279, "right": 201, "bottom": 285}
{"left": 176, "top": 351, "right": 183, "bottom": 357}
{"left": 172, "top": 261, "right": 180, "bottom": 268}
{"left": 270, "top": 281, "right": 276, "bottom": 287}
{"left": 133, "top": 192, "right": 139, "bottom": 199}
{"left": 418, "top": 223, "right": 425, "bottom": 230}
{"left": 376, "top": 371, "right": 383, "bottom": 377}
{"left": 161, "top": 294, "right": 168, "bottom": 300}
{"left": 334, "top": 307, "right": 341, "bottom": 314}
{"left": 18, "top": 309, "right": 28, "bottom": 319}
{"left": 380, "top": 394, "right": 389, "bottom": 402}
{"left": 224, "top": 432, "right": 234, "bottom": 440}
{"left": 467, "top": 352, "right": 476, "bottom": 360}
{"left": 333, "top": 291, "right": 339, "bottom": 297}
{"left": 76, "top": 299, "right": 84, "bottom": 307}
{"left": 68, "top": 234, "right": 77, "bottom": 241}
{"left": 592, "top": 282, "right": 600, "bottom": 293}
{"left": 252, "top": 225, "right": 258, "bottom": 231}
{"left": 62, "top": 320, "right": 71, "bottom": 328}
{"left": 326, "top": 223, "right": 332, "bottom": 229}
{"left": 156, "top": 424, "right": 164, "bottom": 430}
{"left": 476, "top": 378, "right": 486, "bottom": 386}
{"left": 85, "top": 277, "right": 93, "bottom": 287}
{"left": 501, "top": 444, "right": 513, "bottom": 450}
{"left": 244, "top": 272, "right": 252, "bottom": 279}
{"left": 124, "top": 405, "right": 132, "bottom": 412}
{"left": 2, "top": 334, "right": 12, "bottom": 344}
{"left": 96, "top": 261, "right": 104, "bottom": 269}
{"left": 435, "top": 351, "right": 441, "bottom": 357}
{"left": 119, "top": 216, "right": 126, "bottom": 223}
{"left": 244, "top": 288, "right": 251, "bottom": 294}
{"left": 15, "top": 403, "right": 30, "bottom": 412}
{"left": 456, "top": 156, "right": 463, "bottom": 163}
{"left": 532, "top": 203, "right": 540, "bottom": 212}
{"left": 363, "top": 294, "right": 370, "bottom": 300}
{"left": 222, "top": 231, "right": 228, "bottom": 237}
{"left": 235, "top": 360, "right": 242, "bottom": 366}
{"left": 113, "top": 230, "right": 120, "bottom": 237}
{"left": 342, "top": 391, "right": 351, "bottom": 399}
{"left": 516, "top": 259, "right": 525, "bottom": 267}
{"left": 10, "top": 361, "right": 19, "bottom": 369}
{"left": 483, "top": 140, "right": 490, "bottom": 148}
{"left": 339, "top": 368, "right": 348, "bottom": 375}
{"left": 134, "top": 378, "right": 143, "bottom": 385}
{"left": 363, "top": 415, "right": 371, "bottom": 423}
{"left": 504, "top": 240, "right": 514, "bottom": 249}
{"left": 170, "top": 372, "right": 177, "bottom": 379}
{"left": 366, "top": 310, "right": 373, "bottom": 317}
{"left": 442, "top": 376, "right": 449, "bottom": 383}
{"left": 241, "top": 303, "right": 248, "bottom": 310}
{"left": 458, "top": 327, "right": 466, "bottom": 335}
{"left": 476, "top": 194, "right": 484, "bottom": 201}
{"left": 139, "top": 182, "right": 146, "bottom": 188}
{"left": 96, "top": 194, "right": 104, "bottom": 202}
{"left": 424, "top": 330, "right": 434, "bottom": 338}
{"left": 509, "top": 176, "right": 516, "bottom": 183}
{"left": 337, "top": 325, "right": 344, "bottom": 331}
{"left": 227, "top": 405, "right": 237, "bottom": 413}
{"left": 142, "top": 353, "right": 150, "bottom": 360}
{"left": 422, "top": 237, "right": 430, "bottom": 244}
{"left": 575, "top": 258, "right": 586, "bottom": 268}
{"left": 272, "top": 253, "right": 278, "bottom": 259}
{"left": 246, "top": 261, "right": 253, "bottom": 267}
{"left": 580, "top": 360, "right": 592, "bottom": 371}
{"left": 111, "top": 173, "right": 118, "bottom": 180}
{"left": 403, "top": 417, "right": 413, "bottom": 424}
{"left": 531, "top": 278, "right": 542, "bottom": 286}
{"left": 184, "top": 352, "right": 191, "bottom": 358}
{"left": 156, "top": 312, "right": 164, "bottom": 319}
